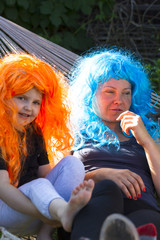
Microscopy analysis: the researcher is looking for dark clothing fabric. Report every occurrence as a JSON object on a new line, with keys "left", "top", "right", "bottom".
{"left": 71, "top": 180, "right": 124, "bottom": 240}
{"left": 73, "top": 137, "right": 160, "bottom": 211}
{"left": 59, "top": 137, "right": 160, "bottom": 240}
{"left": 0, "top": 126, "right": 49, "bottom": 187}
{"left": 58, "top": 180, "right": 160, "bottom": 240}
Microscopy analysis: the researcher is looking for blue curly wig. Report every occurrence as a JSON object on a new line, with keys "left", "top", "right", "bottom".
{"left": 69, "top": 47, "right": 159, "bottom": 150}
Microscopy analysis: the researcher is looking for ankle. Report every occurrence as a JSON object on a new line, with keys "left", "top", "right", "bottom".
{"left": 49, "top": 198, "right": 66, "bottom": 221}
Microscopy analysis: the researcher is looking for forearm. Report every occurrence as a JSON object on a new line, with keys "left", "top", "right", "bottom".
{"left": 85, "top": 168, "right": 113, "bottom": 182}
{"left": 143, "top": 137, "right": 160, "bottom": 196}
{"left": 0, "top": 170, "right": 56, "bottom": 225}
{"left": 0, "top": 183, "right": 56, "bottom": 225}
{"left": 0, "top": 182, "right": 41, "bottom": 217}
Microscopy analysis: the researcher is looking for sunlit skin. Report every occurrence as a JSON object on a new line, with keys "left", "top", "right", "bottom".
{"left": 95, "top": 78, "right": 132, "bottom": 132}
{"left": 12, "top": 87, "right": 43, "bottom": 126}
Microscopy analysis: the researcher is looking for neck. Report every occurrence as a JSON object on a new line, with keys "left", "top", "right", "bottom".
{"left": 105, "top": 121, "right": 130, "bottom": 142}
{"left": 104, "top": 121, "right": 120, "bottom": 133}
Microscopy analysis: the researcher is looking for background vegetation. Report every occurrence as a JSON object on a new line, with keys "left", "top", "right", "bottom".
{"left": 0, "top": 0, "right": 160, "bottom": 93}
{"left": 0, "top": 0, "right": 113, "bottom": 53}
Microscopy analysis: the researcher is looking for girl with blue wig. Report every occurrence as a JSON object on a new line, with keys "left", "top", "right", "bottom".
{"left": 66, "top": 48, "right": 160, "bottom": 240}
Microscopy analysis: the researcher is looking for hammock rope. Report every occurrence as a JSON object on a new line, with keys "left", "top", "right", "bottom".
{"left": 0, "top": 16, "right": 79, "bottom": 77}
{"left": 0, "top": 16, "right": 159, "bottom": 112}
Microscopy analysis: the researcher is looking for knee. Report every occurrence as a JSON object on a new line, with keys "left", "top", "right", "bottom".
{"left": 61, "top": 155, "right": 85, "bottom": 173}
{"left": 29, "top": 178, "right": 52, "bottom": 191}
{"left": 93, "top": 179, "right": 122, "bottom": 198}
{"left": 19, "top": 178, "right": 52, "bottom": 196}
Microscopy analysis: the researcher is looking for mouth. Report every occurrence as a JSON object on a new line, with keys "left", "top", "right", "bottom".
{"left": 110, "top": 109, "right": 123, "bottom": 112}
{"left": 18, "top": 112, "right": 31, "bottom": 118}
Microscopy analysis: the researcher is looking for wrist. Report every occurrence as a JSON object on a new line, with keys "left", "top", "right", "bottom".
{"left": 141, "top": 135, "right": 155, "bottom": 149}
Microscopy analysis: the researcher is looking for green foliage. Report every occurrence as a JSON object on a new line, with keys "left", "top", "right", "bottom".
{"left": 146, "top": 57, "right": 160, "bottom": 94}
{"left": 0, "top": 0, "right": 115, "bottom": 54}
{"left": 5, "top": 0, "right": 16, "bottom": 7}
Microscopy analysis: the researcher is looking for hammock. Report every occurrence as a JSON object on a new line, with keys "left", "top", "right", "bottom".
{"left": 0, "top": 16, "right": 160, "bottom": 113}
{"left": 0, "top": 16, "right": 79, "bottom": 78}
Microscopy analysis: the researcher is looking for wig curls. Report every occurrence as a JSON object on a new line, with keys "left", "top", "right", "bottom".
{"left": 69, "top": 48, "right": 160, "bottom": 150}
{"left": 0, "top": 53, "right": 73, "bottom": 185}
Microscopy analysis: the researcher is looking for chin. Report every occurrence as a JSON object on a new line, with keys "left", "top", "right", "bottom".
{"left": 18, "top": 120, "right": 29, "bottom": 126}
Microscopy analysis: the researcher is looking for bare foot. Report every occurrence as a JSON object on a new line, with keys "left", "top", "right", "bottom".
{"left": 61, "top": 179, "right": 95, "bottom": 232}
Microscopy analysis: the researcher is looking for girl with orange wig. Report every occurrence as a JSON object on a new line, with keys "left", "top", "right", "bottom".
{"left": 0, "top": 53, "right": 94, "bottom": 239}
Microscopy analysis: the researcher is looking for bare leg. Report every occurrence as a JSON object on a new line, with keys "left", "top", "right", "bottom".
{"left": 37, "top": 224, "right": 54, "bottom": 240}
{"left": 49, "top": 179, "right": 94, "bottom": 232}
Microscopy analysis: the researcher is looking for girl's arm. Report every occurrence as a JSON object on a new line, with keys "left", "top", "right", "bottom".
{"left": 38, "top": 163, "right": 52, "bottom": 178}
{"left": 0, "top": 170, "right": 53, "bottom": 224}
{"left": 0, "top": 170, "right": 40, "bottom": 216}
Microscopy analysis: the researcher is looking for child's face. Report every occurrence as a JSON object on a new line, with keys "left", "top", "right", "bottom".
{"left": 12, "top": 87, "right": 43, "bottom": 126}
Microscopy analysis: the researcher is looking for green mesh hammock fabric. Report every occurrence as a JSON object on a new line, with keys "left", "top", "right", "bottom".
{"left": 0, "top": 16, "right": 159, "bottom": 112}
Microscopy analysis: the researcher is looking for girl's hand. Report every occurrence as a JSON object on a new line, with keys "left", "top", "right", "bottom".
{"left": 117, "top": 111, "right": 151, "bottom": 147}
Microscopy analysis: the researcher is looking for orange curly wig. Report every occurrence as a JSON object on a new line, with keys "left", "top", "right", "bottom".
{"left": 0, "top": 53, "right": 74, "bottom": 185}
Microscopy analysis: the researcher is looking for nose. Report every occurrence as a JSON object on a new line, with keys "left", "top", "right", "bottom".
{"left": 24, "top": 102, "right": 32, "bottom": 112}
{"left": 113, "top": 93, "right": 122, "bottom": 104}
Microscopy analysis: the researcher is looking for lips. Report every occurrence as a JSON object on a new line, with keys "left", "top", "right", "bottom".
{"left": 19, "top": 112, "right": 31, "bottom": 118}
{"left": 110, "top": 109, "right": 123, "bottom": 111}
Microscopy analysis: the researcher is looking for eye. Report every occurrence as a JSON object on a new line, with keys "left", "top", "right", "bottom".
{"left": 123, "top": 91, "right": 131, "bottom": 95}
{"left": 17, "top": 96, "right": 25, "bottom": 101}
{"left": 108, "top": 91, "right": 114, "bottom": 93}
{"left": 104, "top": 90, "right": 115, "bottom": 94}
{"left": 33, "top": 101, "right": 41, "bottom": 105}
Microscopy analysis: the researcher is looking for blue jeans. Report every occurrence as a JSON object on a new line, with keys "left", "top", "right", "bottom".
{"left": 0, "top": 156, "right": 85, "bottom": 236}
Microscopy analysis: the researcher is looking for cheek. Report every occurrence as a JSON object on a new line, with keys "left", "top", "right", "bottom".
{"left": 97, "top": 93, "right": 111, "bottom": 103}
{"left": 34, "top": 106, "right": 41, "bottom": 116}
{"left": 97, "top": 94, "right": 111, "bottom": 106}
{"left": 12, "top": 100, "right": 21, "bottom": 111}
{"left": 126, "top": 97, "right": 131, "bottom": 108}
